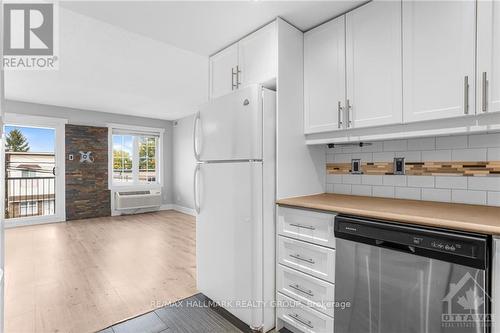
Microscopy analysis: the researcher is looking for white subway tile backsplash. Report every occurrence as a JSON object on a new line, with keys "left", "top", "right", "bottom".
{"left": 421, "top": 150, "right": 451, "bottom": 161}
{"left": 372, "top": 186, "right": 395, "bottom": 198}
{"left": 408, "top": 137, "right": 435, "bottom": 151}
{"left": 422, "top": 188, "right": 451, "bottom": 202}
{"left": 452, "top": 190, "right": 487, "bottom": 205}
{"left": 326, "top": 174, "right": 343, "bottom": 184}
{"left": 325, "top": 133, "right": 500, "bottom": 206}
{"left": 451, "top": 148, "right": 487, "bottom": 161}
{"left": 469, "top": 133, "right": 500, "bottom": 148}
{"left": 395, "top": 187, "right": 421, "bottom": 200}
{"left": 395, "top": 151, "right": 421, "bottom": 162}
{"left": 373, "top": 152, "right": 395, "bottom": 162}
{"left": 488, "top": 148, "right": 500, "bottom": 161}
{"left": 333, "top": 153, "right": 351, "bottom": 163}
{"left": 407, "top": 176, "right": 435, "bottom": 188}
{"left": 383, "top": 175, "right": 407, "bottom": 187}
{"left": 435, "top": 176, "right": 468, "bottom": 189}
{"left": 351, "top": 152, "right": 373, "bottom": 163}
{"left": 487, "top": 192, "right": 500, "bottom": 206}
{"left": 468, "top": 177, "right": 500, "bottom": 191}
{"left": 384, "top": 140, "right": 407, "bottom": 152}
{"left": 342, "top": 174, "right": 362, "bottom": 184}
{"left": 436, "top": 135, "right": 468, "bottom": 149}
{"left": 333, "top": 184, "right": 351, "bottom": 195}
{"left": 361, "top": 142, "right": 383, "bottom": 152}
{"left": 351, "top": 185, "right": 372, "bottom": 196}
{"left": 362, "top": 175, "right": 383, "bottom": 185}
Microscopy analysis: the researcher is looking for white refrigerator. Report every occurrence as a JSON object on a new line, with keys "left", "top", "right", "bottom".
{"left": 193, "top": 84, "right": 276, "bottom": 332}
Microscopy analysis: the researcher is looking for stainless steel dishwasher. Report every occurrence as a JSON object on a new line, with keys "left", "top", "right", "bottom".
{"left": 334, "top": 215, "right": 490, "bottom": 333}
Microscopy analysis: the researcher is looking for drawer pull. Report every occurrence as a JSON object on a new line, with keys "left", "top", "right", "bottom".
{"left": 290, "top": 223, "right": 316, "bottom": 230}
{"left": 289, "top": 284, "right": 314, "bottom": 297}
{"left": 290, "top": 254, "right": 315, "bottom": 264}
{"left": 289, "top": 313, "right": 314, "bottom": 329}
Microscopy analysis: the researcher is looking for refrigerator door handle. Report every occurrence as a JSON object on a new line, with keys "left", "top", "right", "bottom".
{"left": 193, "top": 164, "right": 201, "bottom": 214}
{"left": 193, "top": 111, "right": 201, "bottom": 161}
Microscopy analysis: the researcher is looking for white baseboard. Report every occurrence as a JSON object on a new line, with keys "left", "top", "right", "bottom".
{"left": 160, "top": 204, "right": 196, "bottom": 216}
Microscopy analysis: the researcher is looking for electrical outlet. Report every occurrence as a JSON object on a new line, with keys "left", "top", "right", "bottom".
{"left": 394, "top": 157, "right": 405, "bottom": 175}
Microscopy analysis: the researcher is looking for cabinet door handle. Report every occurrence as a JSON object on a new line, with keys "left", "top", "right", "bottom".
{"left": 337, "top": 101, "right": 343, "bottom": 129}
{"left": 290, "top": 223, "right": 315, "bottom": 230}
{"left": 346, "top": 99, "right": 352, "bottom": 127}
{"left": 290, "top": 254, "right": 315, "bottom": 264}
{"left": 288, "top": 313, "right": 314, "bottom": 329}
{"left": 289, "top": 284, "right": 314, "bottom": 297}
{"left": 236, "top": 65, "right": 241, "bottom": 88}
{"left": 231, "top": 67, "right": 237, "bottom": 90}
{"left": 482, "top": 72, "right": 488, "bottom": 112}
{"left": 464, "top": 76, "right": 469, "bottom": 115}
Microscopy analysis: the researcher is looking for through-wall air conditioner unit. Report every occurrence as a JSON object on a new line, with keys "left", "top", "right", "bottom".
{"left": 115, "top": 189, "right": 162, "bottom": 210}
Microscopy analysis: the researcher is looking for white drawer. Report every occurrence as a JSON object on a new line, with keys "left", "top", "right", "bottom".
{"left": 278, "top": 236, "right": 335, "bottom": 283}
{"left": 277, "top": 264, "right": 335, "bottom": 317}
{"left": 277, "top": 292, "right": 334, "bottom": 333}
{"left": 278, "top": 206, "right": 336, "bottom": 248}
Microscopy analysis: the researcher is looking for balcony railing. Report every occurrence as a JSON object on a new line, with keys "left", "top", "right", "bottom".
{"left": 5, "top": 176, "right": 56, "bottom": 219}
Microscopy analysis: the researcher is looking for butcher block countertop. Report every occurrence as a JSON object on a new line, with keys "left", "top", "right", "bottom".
{"left": 277, "top": 193, "right": 500, "bottom": 235}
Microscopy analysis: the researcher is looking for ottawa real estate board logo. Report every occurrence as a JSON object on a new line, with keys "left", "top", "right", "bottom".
{"left": 2, "top": 1, "right": 59, "bottom": 70}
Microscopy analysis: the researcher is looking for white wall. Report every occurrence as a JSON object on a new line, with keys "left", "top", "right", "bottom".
{"left": 326, "top": 133, "right": 500, "bottom": 206}
{"left": 172, "top": 115, "right": 196, "bottom": 210}
{"left": 5, "top": 100, "right": 174, "bottom": 205}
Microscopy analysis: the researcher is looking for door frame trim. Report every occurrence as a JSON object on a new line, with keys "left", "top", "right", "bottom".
{"left": 4, "top": 113, "right": 67, "bottom": 227}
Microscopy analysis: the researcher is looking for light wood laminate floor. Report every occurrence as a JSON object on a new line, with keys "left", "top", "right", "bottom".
{"left": 5, "top": 210, "right": 196, "bottom": 333}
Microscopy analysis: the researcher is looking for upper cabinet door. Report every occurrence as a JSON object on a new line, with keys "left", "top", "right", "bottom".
{"left": 304, "top": 16, "right": 346, "bottom": 134}
{"left": 346, "top": 0, "right": 402, "bottom": 129}
{"left": 403, "top": 1, "right": 476, "bottom": 123}
{"left": 209, "top": 44, "right": 238, "bottom": 99}
{"left": 238, "top": 22, "right": 277, "bottom": 88}
{"left": 477, "top": 0, "right": 500, "bottom": 114}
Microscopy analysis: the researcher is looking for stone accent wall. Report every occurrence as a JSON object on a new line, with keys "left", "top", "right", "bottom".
{"left": 65, "top": 125, "right": 110, "bottom": 220}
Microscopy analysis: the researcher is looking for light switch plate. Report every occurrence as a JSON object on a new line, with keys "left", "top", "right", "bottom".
{"left": 351, "top": 159, "right": 362, "bottom": 174}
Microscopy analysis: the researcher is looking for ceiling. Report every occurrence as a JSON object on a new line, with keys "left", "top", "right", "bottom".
{"left": 5, "top": 1, "right": 365, "bottom": 121}
{"left": 60, "top": 1, "right": 365, "bottom": 56}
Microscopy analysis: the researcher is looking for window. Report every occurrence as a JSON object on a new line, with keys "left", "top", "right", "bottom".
{"left": 110, "top": 125, "right": 162, "bottom": 187}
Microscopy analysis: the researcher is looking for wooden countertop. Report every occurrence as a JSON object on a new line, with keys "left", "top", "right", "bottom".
{"left": 277, "top": 193, "right": 500, "bottom": 235}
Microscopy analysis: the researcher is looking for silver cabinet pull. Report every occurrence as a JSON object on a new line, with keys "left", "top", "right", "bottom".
{"left": 337, "top": 101, "right": 343, "bottom": 129}
{"left": 193, "top": 164, "right": 201, "bottom": 214}
{"left": 290, "top": 254, "right": 315, "bottom": 264}
{"left": 290, "top": 223, "right": 315, "bottom": 230}
{"left": 231, "top": 67, "right": 237, "bottom": 90}
{"left": 289, "top": 284, "right": 314, "bottom": 297}
{"left": 289, "top": 313, "right": 314, "bottom": 329}
{"left": 482, "top": 72, "right": 488, "bottom": 112}
{"left": 346, "top": 99, "right": 352, "bottom": 127}
{"left": 236, "top": 65, "right": 241, "bottom": 88}
{"left": 464, "top": 76, "right": 469, "bottom": 114}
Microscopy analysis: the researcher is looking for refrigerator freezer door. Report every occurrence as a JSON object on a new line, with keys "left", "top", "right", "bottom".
{"left": 196, "top": 161, "right": 264, "bottom": 329}
{"left": 196, "top": 85, "right": 262, "bottom": 161}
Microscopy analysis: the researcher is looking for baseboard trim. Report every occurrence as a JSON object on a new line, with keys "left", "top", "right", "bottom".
{"left": 159, "top": 204, "right": 196, "bottom": 216}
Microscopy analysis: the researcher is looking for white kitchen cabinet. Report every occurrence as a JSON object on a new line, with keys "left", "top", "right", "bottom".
{"left": 304, "top": 16, "right": 346, "bottom": 134}
{"left": 403, "top": 0, "right": 476, "bottom": 122}
{"left": 477, "top": 0, "right": 500, "bottom": 114}
{"left": 209, "top": 44, "right": 238, "bottom": 99}
{"left": 238, "top": 22, "right": 277, "bottom": 88}
{"left": 209, "top": 22, "right": 276, "bottom": 100}
{"left": 346, "top": 0, "right": 402, "bottom": 128}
